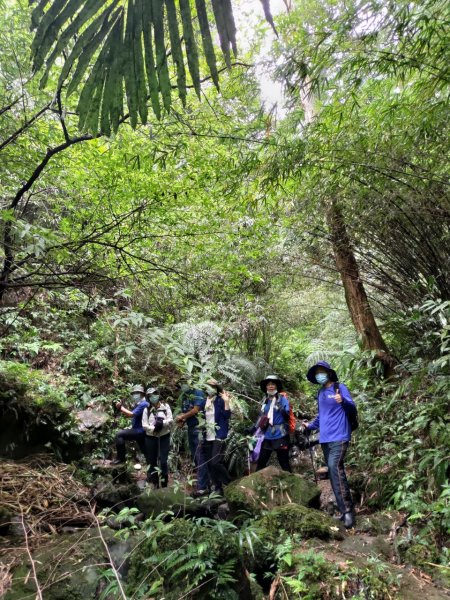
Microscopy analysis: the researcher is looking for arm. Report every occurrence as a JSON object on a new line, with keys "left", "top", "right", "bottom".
{"left": 164, "top": 404, "right": 173, "bottom": 426}
{"left": 115, "top": 402, "right": 134, "bottom": 418}
{"left": 306, "top": 413, "right": 320, "bottom": 431}
{"left": 142, "top": 408, "right": 150, "bottom": 432}
{"left": 176, "top": 404, "right": 200, "bottom": 424}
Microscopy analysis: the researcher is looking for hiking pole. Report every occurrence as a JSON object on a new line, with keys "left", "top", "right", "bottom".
{"left": 305, "top": 429, "right": 318, "bottom": 485}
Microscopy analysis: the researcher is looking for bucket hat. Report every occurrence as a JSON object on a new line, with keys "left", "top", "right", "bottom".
{"left": 306, "top": 361, "right": 338, "bottom": 384}
{"left": 260, "top": 375, "right": 283, "bottom": 392}
{"left": 131, "top": 384, "right": 145, "bottom": 394}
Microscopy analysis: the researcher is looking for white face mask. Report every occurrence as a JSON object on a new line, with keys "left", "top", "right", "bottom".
{"left": 267, "top": 389, "right": 277, "bottom": 396}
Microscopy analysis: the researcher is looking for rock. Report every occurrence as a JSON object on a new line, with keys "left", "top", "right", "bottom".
{"left": 357, "top": 510, "right": 405, "bottom": 535}
{"left": 224, "top": 466, "right": 321, "bottom": 517}
{"left": 75, "top": 409, "right": 110, "bottom": 432}
{"left": 255, "top": 504, "right": 344, "bottom": 541}
{"left": 91, "top": 477, "right": 141, "bottom": 509}
{"left": 0, "top": 505, "right": 12, "bottom": 535}
{"left": 136, "top": 488, "right": 224, "bottom": 518}
{"left": 4, "top": 528, "right": 138, "bottom": 600}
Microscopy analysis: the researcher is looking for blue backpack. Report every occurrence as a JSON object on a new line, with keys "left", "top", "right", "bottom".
{"left": 334, "top": 382, "right": 359, "bottom": 431}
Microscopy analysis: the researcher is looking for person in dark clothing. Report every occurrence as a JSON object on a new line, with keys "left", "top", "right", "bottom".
{"left": 303, "top": 361, "right": 356, "bottom": 529}
{"left": 197, "top": 379, "right": 232, "bottom": 495}
{"left": 175, "top": 384, "right": 209, "bottom": 492}
{"left": 142, "top": 390, "right": 173, "bottom": 488}
{"left": 256, "top": 375, "right": 292, "bottom": 473}
{"left": 112, "top": 384, "right": 148, "bottom": 464}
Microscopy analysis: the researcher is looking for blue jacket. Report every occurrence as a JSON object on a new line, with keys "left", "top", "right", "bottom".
{"left": 307, "top": 382, "right": 356, "bottom": 443}
{"left": 260, "top": 393, "right": 290, "bottom": 440}
{"left": 180, "top": 388, "right": 205, "bottom": 427}
{"left": 199, "top": 394, "right": 231, "bottom": 440}
{"left": 131, "top": 400, "right": 149, "bottom": 432}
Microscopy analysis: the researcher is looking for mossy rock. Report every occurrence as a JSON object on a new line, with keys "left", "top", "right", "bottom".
{"left": 91, "top": 477, "right": 141, "bottom": 509}
{"left": 255, "top": 504, "right": 344, "bottom": 541}
{"left": 5, "top": 527, "right": 133, "bottom": 600}
{"left": 136, "top": 488, "right": 223, "bottom": 518}
{"left": 357, "top": 510, "right": 404, "bottom": 535}
{"left": 225, "top": 466, "right": 321, "bottom": 518}
{"left": 127, "top": 517, "right": 253, "bottom": 599}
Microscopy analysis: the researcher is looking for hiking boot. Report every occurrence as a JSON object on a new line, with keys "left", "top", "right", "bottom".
{"left": 192, "top": 489, "right": 209, "bottom": 498}
{"left": 111, "top": 459, "right": 125, "bottom": 465}
{"left": 343, "top": 512, "right": 355, "bottom": 529}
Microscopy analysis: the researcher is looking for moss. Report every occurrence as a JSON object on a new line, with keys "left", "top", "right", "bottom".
{"left": 225, "top": 466, "right": 321, "bottom": 518}
{"left": 256, "top": 504, "right": 344, "bottom": 541}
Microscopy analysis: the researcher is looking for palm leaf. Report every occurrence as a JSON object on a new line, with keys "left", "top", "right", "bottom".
{"left": 29, "top": 0, "right": 275, "bottom": 134}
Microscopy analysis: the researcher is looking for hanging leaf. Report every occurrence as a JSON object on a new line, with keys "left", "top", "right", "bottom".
{"left": 179, "top": 0, "right": 201, "bottom": 97}
{"left": 165, "top": 0, "right": 187, "bottom": 105}
{"left": 141, "top": 0, "right": 161, "bottom": 120}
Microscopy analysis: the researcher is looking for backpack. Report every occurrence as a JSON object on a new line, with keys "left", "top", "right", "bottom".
{"left": 334, "top": 382, "right": 359, "bottom": 431}
{"left": 280, "top": 392, "right": 297, "bottom": 434}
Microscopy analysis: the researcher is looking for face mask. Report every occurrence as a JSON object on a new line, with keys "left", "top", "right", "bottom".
{"left": 132, "top": 393, "right": 141, "bottom": 401}
{"left": 315, "top": 373, "right": 329, "bottom": 385}
{"left": 180, "top": 384, "right": 190, "bottom": 393}
{"left": 267, "top": 388, "right": 277, "bottom": 396}
{"left": 149, "top": 395, "right": 160, "bottom": 406}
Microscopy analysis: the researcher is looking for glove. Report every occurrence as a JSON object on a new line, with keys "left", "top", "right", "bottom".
{"left": 153, "top": 416, "right": 164, "bottom": 433}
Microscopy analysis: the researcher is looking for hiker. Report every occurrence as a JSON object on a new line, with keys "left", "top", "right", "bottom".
{"left": 196, "top": 379, "right": 232, "bottom": 495}
{"left": 303, "top": 361, "right": 356, "bottom": 529}
{"left": 112, "top": 384, "right": 149, "bottom": 465}
{"left": 255, "top": 375, "right": 292, "bottom": 473}
{"left": 174, "top": 383, "right": 209, "bottom": 493}
{"left": 142, "top": 389, "right": 173, "bottom": 488}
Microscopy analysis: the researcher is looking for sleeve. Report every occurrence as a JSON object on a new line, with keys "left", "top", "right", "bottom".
{"left": 279, "top": 395, "right": 290, "bottom": 420}
{"left": 307, "top": 414, "right": 320, "bottom": 431}
{"left": 142, "top": 408, "right": 150, "bottom": 432}
{"left": 339, "top": 383, "right": 357, "bottom": 414}
{"left": 164, "top": 404, "right": 173, "bottom": 426}
{"left": 132, "top": 401, "right": 147, "bottom": 417}
{"left": 194, "top": 389, "right": 205, "bottom": 408}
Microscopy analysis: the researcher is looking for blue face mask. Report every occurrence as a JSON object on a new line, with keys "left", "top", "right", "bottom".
{"left": 149, "top": 395, "right": 160, "bottom": 406}
{"left": 132, "top": 393, "right": 141, "bottom": 402}
{"left": 315, "top": 373, "right": 329, "bottom": 385}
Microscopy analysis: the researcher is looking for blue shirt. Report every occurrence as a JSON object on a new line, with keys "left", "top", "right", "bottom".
{"left": 198, "top": 394, "right": 231, "bottom": 440}
{"left": 261, "top": 394, "right": 290, "bottom": 440}
{"left": 180, "top": 388, "right": 205, "bottom": 427}
{"left": 308, "top": 382, "right": 355, "bottom": 443}
{"left": 131, "top": 400, "right": 149, "bottom": 432}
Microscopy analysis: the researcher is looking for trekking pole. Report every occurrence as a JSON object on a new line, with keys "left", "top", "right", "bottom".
{"left": 305, "top": 429, "right": 318, "bottom": 484}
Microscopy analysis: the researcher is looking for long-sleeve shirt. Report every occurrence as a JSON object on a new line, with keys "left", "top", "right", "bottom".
{"left": 142, "top": 403, "right": 173, "bottom": 437}
{"left": 131, "top": 400, "right": 149, "bottom": 431}
{"left": 307, "top": 382, "right": 356, "bottom": 443}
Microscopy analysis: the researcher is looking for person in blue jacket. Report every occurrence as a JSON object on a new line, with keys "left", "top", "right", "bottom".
{"left": 112, "top": 384, "right": 149, "bottom": 465}
{"left": 174, "top": 382, "right": 209, "bottom": 493}
{"left": 256, "top": 375, "right": 292, "bottom": 472}
{"left": 197, "top": 379, "right": 232, "bottom": 495}
{"left": 303, "top": 361, "right": 356, "bottom": 528}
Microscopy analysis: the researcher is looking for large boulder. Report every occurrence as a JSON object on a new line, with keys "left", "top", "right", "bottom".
{"left": 224, "top": 466, "right": 321, "bottom": 517}
{"left": 76, "top": 409, "right": 110, "bottom": 432}
{"left": 136, "top": 488, "right": 223, "bottom": 518}
{"left": 255, "top": 504, "right": 344, "bottom": 541}
{"left": 4, "top": 528, "right": 137, "bottom": 600}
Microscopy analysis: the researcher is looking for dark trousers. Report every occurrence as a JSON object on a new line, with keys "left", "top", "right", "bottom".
{"left": 145, "top": 434, "right": 170, "bottom": 488}
{"left": 256, "top": 437, "right": 292, "bottom": 472}
{"left": 200, "top": 440, "right": 231, "bottom": 492}
{"left": 115, "top": 429, "right": 146, "bottom": 461}
{"left": 322, "top": 441, "right": 354, "bottom": 514}
{"left": 187, "top": 426, "right": 209, "bottom": 490}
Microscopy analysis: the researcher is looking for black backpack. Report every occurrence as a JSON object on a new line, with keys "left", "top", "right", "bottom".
{"left": 334, "top": 383, "right": 359, "bottom": 431}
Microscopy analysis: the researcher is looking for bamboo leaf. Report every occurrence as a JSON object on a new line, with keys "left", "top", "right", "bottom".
{"left": 134, "top": 0, "right": 148, "bottom": 124}
{"left": 222, "top": 0, "right": 237, "bottom": 57}
{"left": 165, "top": 0, "right": 187, "bottom": 105}
{"left": 211, "top": 0, "right": 231, "bottom": 68}
{"left": 152, "top": 0, "right": 172, "bottom": 111}
{"left": 195, "top": 0, "right": 219, "bottom": 90}
{"left": 179, "top": 0, "right": 201, "bottom": 97}
{"left": 109, "top": 14, "right": 125, "bottom": 133}
{"left": 142, "top": 0, "right": 161, "bottom": 119}
{"left": 124, "top": 0, "right": 139, "bottom": 128}
{"left": 259, "top": 0, "right": 278, "bottom": 35}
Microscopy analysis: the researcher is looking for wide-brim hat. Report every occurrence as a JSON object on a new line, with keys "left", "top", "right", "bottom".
{"left": 260, "top": 375, "right": 283, "bottom": 392}
{"left": 145, "top": 386, "right": 157, "bottom": 396}
{"left": 306, "top": 361, "right": 338, "bottom": 384}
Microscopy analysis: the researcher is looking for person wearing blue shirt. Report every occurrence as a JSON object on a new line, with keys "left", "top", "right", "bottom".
{"left": 112, "top": 384, "right": 149, "bottom": 465}
{"left": 256, "top": 375, "right": 292, "bottom": 472}
{"left": 303, "top": 361, "right": 356, "bottom": 529}
{"left": 197, "top": 379, "right": 232, "bottom": 495}
{"left": 175, "top": 383, "right": 209, "bottom": 492}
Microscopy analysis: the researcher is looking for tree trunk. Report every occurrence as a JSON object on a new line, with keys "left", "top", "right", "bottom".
{"left": 326, "top": 199, "right": 398, "bottom": 378}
